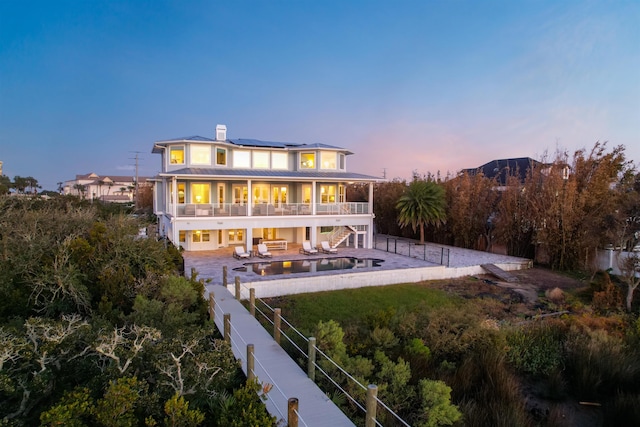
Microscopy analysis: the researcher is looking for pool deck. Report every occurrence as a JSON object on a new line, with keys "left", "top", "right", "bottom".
{"left": 184, "top": 236, "right": 529, "bottom": 286}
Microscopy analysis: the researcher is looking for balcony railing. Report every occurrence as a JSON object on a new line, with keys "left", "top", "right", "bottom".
{"left": 171, "top": 202, "right": 369, "bottom": 218}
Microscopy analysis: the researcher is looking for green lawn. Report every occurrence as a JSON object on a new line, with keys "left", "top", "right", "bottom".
{"left": 265, "top": 282, "right": 462, "bottom": 332}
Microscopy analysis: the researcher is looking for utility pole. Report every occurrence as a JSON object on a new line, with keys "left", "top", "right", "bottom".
{"left": 382, "top": 168, "right": 387, "bottom": 180}
{"left": 129, "top": 151, "right": 142, "bottom": 209}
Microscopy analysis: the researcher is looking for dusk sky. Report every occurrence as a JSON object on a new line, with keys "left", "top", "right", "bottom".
{"left": 1, "top": 0, "right": 638, "bottom": 191}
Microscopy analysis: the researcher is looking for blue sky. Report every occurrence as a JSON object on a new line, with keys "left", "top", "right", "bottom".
{"left": 1, "top": 0, "right": 638, "bottom": 191}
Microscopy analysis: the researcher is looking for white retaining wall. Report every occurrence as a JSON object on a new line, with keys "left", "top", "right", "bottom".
{"left": 228, "top": 261, "right": 532, "bottom": 299}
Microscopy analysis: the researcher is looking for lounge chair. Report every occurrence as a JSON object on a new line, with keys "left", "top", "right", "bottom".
{"left": 299, "top": 241, "right": 318, "bottom": 255}
{"left": 257, "top": 243, "right": 272, "bottom": 258}
{"left": 320, "top": 241, "right": 338, "bottom": 254}
{"left": 233, "top": 246, "right": 250, "bottom": 259}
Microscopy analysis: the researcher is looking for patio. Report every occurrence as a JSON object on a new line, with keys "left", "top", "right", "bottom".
{"left": 184, "top": 237, "right": 531, "bottom": 293}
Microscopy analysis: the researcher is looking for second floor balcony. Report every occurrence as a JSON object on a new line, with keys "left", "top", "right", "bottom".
{"left": 171, "top": 202, "right": 370, "bottom": 218}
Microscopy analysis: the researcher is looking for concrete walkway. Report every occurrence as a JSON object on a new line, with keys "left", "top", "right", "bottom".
{"left": 208, "top": 285, "right": 355, "bottom": 427}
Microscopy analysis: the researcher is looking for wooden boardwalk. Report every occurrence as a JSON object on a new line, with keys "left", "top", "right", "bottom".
{"left": 481, "top": 263, "right": 519, "bottom": 282}
{"left": 208, "top": 285, "right": 355, "bottom": 427}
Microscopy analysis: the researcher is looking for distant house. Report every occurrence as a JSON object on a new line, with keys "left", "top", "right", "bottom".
{"left": 461, "top": 157, "right": 547, "bottom": 189}
{"left": 151, "top": 124, "right": 380, "bottom": 252}
{"left": 62, "top": 173, "right": 150, "bottom": 203}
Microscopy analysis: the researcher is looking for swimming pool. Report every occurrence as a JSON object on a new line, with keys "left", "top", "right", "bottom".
{"left": 233, "top": 257, "right": 384, "bottom": 276}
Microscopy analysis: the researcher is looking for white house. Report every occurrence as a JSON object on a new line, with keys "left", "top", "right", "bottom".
{"left": 152, "top": 124, "right": 380, "bottom": 252}
{"left": 63, "top": 173, "right": 150, "bottom": 203}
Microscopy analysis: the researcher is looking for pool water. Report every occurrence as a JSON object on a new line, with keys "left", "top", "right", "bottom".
{"left": 233, "top": 257, "right": 384, "bottom": 276}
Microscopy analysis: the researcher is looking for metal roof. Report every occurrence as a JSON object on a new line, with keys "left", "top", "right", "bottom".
{"left": 158, "top": 167, "right": 381, "bottom": 182}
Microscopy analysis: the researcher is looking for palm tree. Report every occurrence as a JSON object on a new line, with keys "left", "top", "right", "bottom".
{"left": 396, "top": 180, "right": 446, "bottom": 244}
{"left": 73, "top": 183, "right": 86, "bottom": 198}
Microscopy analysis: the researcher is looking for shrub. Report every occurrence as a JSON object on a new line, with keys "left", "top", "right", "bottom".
{"left": 506, "top": 320, "right": 566, "bottom": 377}
{"left": 451, "top": 344, "right": 529, "bottom": 427}
{"left": 414, "top": 379, "right": 462, "bottom": 427}
{"left": 565, "top": 327, "right": 640, "bottom": 399}
{"left": 216, "top": 380, "right": 277, "bottom": 427}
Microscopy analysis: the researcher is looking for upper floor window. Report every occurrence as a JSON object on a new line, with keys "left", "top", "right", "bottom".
{"left": 253, "top": 151, "right": 270, "bottom": 169}
{"left": 191, "top": 183, "right": 210, "bottom": 204}
{"left": 339, "top": 154, "right": 345, "bottom": 170}
{"left": 272, "top": 152, "right": 288, "bottom": 170}
{"left": 191, "top": 145, "right": 211, "bottom": 165}
{"left": 233, "top": 150, "right": 250, "bottom": 168}
{"left": 320, "top": 185, "right": 336, "bottom": 203}
{"left": 169, "top": 182, "right": 185, "bottom": 203}
{"left": 216, "top": 147, "right": 227, "bottom": 166}
{"left": 320, "top": 152, "right": 336, "bottom": 169}
{"left": 300, "top": 152, "right": 315, "bottom": 169}
{"left": 170, "top": 146, "right": 184, "bottom": 164}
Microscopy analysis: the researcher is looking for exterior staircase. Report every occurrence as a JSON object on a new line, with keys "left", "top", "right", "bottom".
{"left": 328, "top": 226, "right": 356, "bottom": 247}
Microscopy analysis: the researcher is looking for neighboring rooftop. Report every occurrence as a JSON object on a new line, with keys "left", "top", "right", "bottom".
{"left": 461, "top": 157, "right": 545, "bottom": 185}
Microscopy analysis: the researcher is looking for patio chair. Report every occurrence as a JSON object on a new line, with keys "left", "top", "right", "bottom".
{"left": 299, "top": 241, "right": 318, "bottom": 255}
{"left": 320, "top": 241, "right": 338, "bottom": 254}
{"left": 257, "top": 243, "right": 272, "bottom": 258}
{"left": 233, "top": 246, "right": 250, "bottom": 259}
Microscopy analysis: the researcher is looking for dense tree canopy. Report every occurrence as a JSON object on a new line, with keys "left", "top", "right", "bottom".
{"left": 0, "top": 195, "right": 275, "bottom": 426}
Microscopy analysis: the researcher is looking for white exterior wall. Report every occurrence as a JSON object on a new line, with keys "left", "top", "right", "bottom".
{"left": 229, "top": 261, "right": 532, "bottom": 299}
{"left": 594, "top": 249, "right": 640, "bottom": 277}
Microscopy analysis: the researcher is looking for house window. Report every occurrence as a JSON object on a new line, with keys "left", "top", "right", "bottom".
{"left": 177, "top": 183, "right": 185, "bottom": 204}
{"left": 253, "top": 151, "right": 269, "bottom": 169}
{"left": 218, "top": 230, "right": 223, "bottom": 244}
{"left": 170, "top": 182, "right": 186, "bottom": 204}
{"left": 300, "top": 153, "right": 315, "bottom": 169}
{"left": 320, "top": 226, "right": 334, "bottom": 233}
{"left": 191, "top": 183, "right": 210, "bottom": 204}
{"left": 179, "top": 231, "right": 186, "bottom": 242}
{"left": 191, "top": 145, "right": 211, "bottom": 165}
{"left": 321, "top": 152, "right": 337, "bottom": 169}
{"left": 272, "top": 152, "right": 288, "bottom": 169}
{"left": 253, "top": 185, "right": 269, "bottom": 204}
{"left": 272, "top": 186, "right": 287, "bottom": 206}
{"left": 233, "top": 185, "right": 248, "bottom": 204}
{"left": 320, "top": 185, "right": 336, "bottom": 203}
{"left": 338, "top": 184, "right": 345, "bottom": 203}
{"left": 170, "top": 146, "right": 184, "bottom": 164}
{"left": 228, "top": 229, "right": 244, "bottom": 243}
{"left": 216, "top": 148, "right": 227, "bottom": 166}
{"left": 192, "top": 230, "right": 210, "bottom": 243}
{"left": 339, "top": 154, "right": 345, "bottom": 170}
{"left": 233, "top": 150, "right": 250, "bottom": 168}
{"left": 217, "top": 184, "right": 225, "bottom": 205}
{"left": 302, "top": 184, "right": 311, "bottom": 204}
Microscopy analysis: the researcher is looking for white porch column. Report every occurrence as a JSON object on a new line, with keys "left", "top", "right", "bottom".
{"left": 247, "top": 179, "right": 252, "bottom": 217}
{"left": 246, "top": 228, "right": 253, "bottom": 252}
{"left": 367, "top": 182, "right": 374, "bottom": 249}
{"left": 311, "top": 181, "right": 317, "bottom": 215}
{"left": 171, "top": 176, "right": 177, "bottom": 218}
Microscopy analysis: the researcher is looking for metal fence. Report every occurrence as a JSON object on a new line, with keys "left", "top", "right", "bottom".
{"left": 373, "top": 235, "right": 450, "bottom": 267}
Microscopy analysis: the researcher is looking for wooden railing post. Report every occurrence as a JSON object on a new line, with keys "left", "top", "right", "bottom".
{"left": 287, "top": 397, "right": 299, "bottom": 427}
{"left": 307, "top": 337, "right": 316, "bottom": 381}
{"left": 222, "top": 266, "right": 227, "bottom": 287}
{"left": 247, "top": 344, "right": 255, "bottom": 381}
{"left": 274, "top": 308, "right": 281, "bottom": 345}
{"left": 224, "top": 313, "right": 231, "bottom": 344}
{"left": 250, "top": 288, "right": 256, "bottom": 317}
{"left": 235, "top": 276, "right": 241, "bottom": 300}
{"left": 208, "top": 292, "right": 215, "bottom": 321}
{"left": 365, "top": 384, "right": 378, "bottom": 427}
